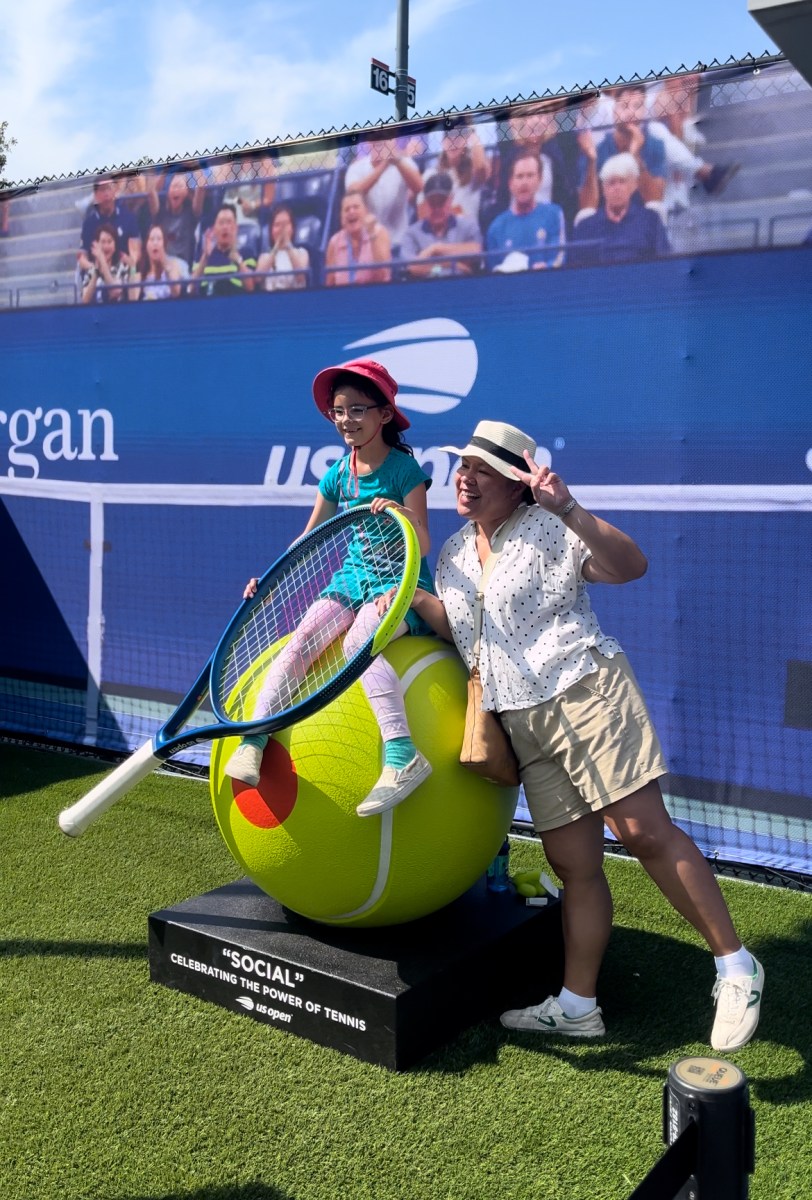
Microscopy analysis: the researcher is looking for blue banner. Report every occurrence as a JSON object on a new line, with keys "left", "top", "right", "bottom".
{"left": 2, "top": 249, "right": 809, "bottom": 488}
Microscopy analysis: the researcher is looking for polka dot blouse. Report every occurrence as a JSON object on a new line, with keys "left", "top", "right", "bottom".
{"left": 435, "top": 505, "right": 622, "bottom": 713}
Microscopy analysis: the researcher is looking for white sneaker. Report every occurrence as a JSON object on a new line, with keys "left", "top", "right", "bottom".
{"left": 500, "top": 995, "right": 606, "bottom": 1038}
{"left": 224, "top": 742, "right": 264, "bottom": 787}
{"left": 711, "top": 956, "right": 764, "bottom": 1051}
{"left": 356, "top": 752, "right": 432, "bottom": 817}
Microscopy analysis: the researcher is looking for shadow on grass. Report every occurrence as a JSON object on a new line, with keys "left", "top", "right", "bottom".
{"left": 0, "top": 938, "right": 145, "bottom": 960}
{"left": 117, "top": 1186, "right": 292, "bottom": 1200}
{"left": 420, "top": 923, "right": 812, "bottom": 1103}
{"left": 0, "top": 742, "right": 111, "bottom": 798}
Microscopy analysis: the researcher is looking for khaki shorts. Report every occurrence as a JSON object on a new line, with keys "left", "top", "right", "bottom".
{"left": 499, "top": 649, "right": 667, "bottom": 833}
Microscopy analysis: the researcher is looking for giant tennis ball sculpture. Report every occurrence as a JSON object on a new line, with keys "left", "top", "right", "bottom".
{"left": 210, "top": 636, "right": 518, "bottom": 927}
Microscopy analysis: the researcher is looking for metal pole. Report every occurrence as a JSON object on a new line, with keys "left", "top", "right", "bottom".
{"left": 394, "top": 0, "right": 410, "bottom": 121}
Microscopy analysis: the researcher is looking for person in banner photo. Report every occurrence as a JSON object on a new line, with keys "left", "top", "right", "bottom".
{"left": 77, "top": 175, "right": 141, "bottom": 278}
{"left": 486, "top": 153, "right": 566, "bottom": 272}
{"left": 407, "top": 420, "right": 764, "bottom": 1052}
{"left": 80, "top": 222, "right": 134, "bottom": 305}
{"left": 225, "top": 359, "right": 437, "bottom": 818}
{"left": 570, "top": 153, "right": 671, "bottom": 266}
{"left": 192, "top": 203, "right": 255, "bottom": 297}
{"left": 325, "top": 191, "right": 392, "bottom": 286}
{"left": 132, "top": 224, "right": 187, "bottom": 301}
{"left": 254, "top": 205, "right": 310, "bottom": 291}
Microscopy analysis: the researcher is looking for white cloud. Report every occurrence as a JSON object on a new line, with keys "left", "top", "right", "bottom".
{"left": 1, "top": 0, "right": 490, "bottom": 181}
{"left": 1, "top": 0, "right": 594, "bottom": 183}
{"left": 0, "top": 1, "right": 117, "bottom": 181}
{"left": 130, "top": 0, "right": 476, "bottom": 160}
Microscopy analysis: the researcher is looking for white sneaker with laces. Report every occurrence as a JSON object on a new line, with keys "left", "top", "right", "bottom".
{"left": 224, "top": 742, "right": 264, "bottom": 787}
{"left": 356, "top": 751, "right": 432, "bottom": 817}
{"left": 500, "top": 995, "right": 606, "bottom": 1038}
{"left": 710, "top": 956, "right": 764, "bottom": 1051}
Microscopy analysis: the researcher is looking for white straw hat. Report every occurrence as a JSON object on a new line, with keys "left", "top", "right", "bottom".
{"left": 441, "top": 420, "right": 536, "bottom": 479}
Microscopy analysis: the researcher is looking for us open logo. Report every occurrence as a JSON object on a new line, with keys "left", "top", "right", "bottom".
{"left": 262, "top": 318, "right": 483, "bottom": 493}
{"left": 342, "top": 317, "right": 478, "bottom": 416}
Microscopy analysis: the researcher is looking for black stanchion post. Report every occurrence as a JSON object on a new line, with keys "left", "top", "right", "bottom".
{"left": 663, "top": 1056, "right": 755, "bottom": 1199}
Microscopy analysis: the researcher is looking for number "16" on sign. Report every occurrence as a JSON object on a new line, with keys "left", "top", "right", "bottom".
{"left": 370, "top": 59, "right": 416, "bottom": 108}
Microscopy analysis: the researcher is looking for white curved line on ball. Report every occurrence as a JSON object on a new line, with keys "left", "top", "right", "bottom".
{"left": 328, "top": 648, "right": 459, "bottom": 921}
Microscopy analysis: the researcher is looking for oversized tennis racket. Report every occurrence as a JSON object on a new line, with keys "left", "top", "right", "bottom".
{"left": 58, "top": 505, "right": 420, "bottom": 837}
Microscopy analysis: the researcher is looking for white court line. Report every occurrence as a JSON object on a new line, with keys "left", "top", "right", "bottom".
{"left": 328, "top": 648, "right": 459, "bottom": 922}
{"left": 0, "top": 477, "right": 811, "bottom": 511}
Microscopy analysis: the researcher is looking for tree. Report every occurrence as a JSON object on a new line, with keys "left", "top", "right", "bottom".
{"left": 1, "top": 120, "right": 16, "bottom": 188}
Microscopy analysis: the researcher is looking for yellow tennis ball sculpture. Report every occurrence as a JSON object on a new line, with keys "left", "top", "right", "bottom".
{"left": 210, "top": 637, "right": 518, "bottom": 927}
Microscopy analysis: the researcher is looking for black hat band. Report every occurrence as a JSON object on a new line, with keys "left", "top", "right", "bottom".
{"left": 468, "top": 435, "right": 527, "bottom": 471}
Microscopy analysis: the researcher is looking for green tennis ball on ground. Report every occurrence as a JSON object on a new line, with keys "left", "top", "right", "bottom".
{"left": 513, "top": 871, "right": 542, "bottom": 892}
{"left": 210, "top": 637, "right": 518, "bottom": 927}
{"left": 515, "top": 882, "right": 537, "bottom": 898}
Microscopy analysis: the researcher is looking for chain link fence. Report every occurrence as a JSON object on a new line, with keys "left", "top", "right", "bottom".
{"left": 1, "top": 53, "right": 809, "bottom": 308}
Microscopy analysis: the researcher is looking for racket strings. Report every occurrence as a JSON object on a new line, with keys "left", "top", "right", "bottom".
{"left": 213, "top": 512, "right": 408, "bottom": 724}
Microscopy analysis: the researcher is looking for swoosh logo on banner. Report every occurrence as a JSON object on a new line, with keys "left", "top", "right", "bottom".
{"left": 344, "top": 319, "right": 478, "bottom": 415}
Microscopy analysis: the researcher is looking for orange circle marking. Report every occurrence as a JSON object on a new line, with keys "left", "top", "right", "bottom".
{"left": 232, "top": 740, "right": 298, "bottom": 828}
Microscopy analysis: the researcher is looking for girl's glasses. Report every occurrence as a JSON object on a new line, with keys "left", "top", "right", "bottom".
{"left": 327, "top": 405, "right": 378, "bottom": 421}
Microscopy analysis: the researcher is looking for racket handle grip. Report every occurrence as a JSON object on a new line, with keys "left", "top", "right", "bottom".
{"left": 58, "top": 740, "right": 161, "bottom": 837}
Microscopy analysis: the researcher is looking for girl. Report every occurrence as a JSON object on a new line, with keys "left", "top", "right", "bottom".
{"left": 133, "top": 224, "right": 185, "bottom": 300}
{"left": 225, "top": 358, "right": 435, "bottom": 817}
{"left": 254, "top": 205, "right": 310, "bottom": 291}
{"left": 80, "top": 222, "right": 132, "bottom": 304}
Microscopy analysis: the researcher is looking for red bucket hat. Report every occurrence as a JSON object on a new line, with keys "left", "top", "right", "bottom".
{"left": 312, "top": 359, "right": 410, "bottom": 431}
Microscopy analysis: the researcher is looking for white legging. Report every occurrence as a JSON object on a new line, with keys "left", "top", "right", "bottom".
{"left": 252, "top": 597, "right": 410, "bottom": 741}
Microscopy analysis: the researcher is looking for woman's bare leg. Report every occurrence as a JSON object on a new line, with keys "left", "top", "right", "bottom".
{"left": 603, "top": 780, "right": 741, "bottom": 956}
{"left": 541, "top": 812, "right": 613, "bottom": 997}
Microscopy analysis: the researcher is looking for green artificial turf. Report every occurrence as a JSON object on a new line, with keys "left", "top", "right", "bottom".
{"left": 1, "top": 743, "right": 811, "bottom": 1200}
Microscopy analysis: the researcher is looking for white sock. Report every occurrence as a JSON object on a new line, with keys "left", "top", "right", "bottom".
{"left": 557, "top": 986, "right": 597, "bottom": 1018}
{"left": 714, "top": 946, "right": 753, "bottom": 979}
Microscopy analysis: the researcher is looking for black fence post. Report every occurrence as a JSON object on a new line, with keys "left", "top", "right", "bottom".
{"left": 628, "top": 1057, "right": 755, "bottom": 1200}
{"left": 663, "top": 1057, "right": 755, "bottom": 1199}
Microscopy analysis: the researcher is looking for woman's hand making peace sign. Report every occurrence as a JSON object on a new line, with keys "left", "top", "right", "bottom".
{"left": 511, "top": 449, "right": 573, "bottom": 516}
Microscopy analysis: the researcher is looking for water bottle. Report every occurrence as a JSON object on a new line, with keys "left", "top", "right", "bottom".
{"left": 486, "top": 838, "right": 511, "bottom": 893}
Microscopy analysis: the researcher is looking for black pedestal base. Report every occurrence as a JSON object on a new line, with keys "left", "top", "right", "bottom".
{"left": 148, "top": 877, "right": 563, "bottom": 1071}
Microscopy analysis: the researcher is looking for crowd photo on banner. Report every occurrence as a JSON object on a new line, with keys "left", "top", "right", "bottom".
{"left": 1, "top": 60, "right": 811, "bottom": 306}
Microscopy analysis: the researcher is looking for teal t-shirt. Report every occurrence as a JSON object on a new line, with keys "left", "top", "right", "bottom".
{"left": 318, "top": 449, "right": 435, "bottom": 633}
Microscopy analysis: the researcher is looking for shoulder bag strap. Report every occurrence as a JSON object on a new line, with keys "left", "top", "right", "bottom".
{"left": 471, "top": 506, "right": 526, "bottom": 671}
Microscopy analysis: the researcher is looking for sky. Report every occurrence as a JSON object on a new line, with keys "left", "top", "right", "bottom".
{"left": 0, "top": 0, "right": 778, "bottom": 186}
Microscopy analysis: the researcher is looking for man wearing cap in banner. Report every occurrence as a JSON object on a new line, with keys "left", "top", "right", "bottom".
{"left": 401, "top": 172, "right": 483, "bottom": 279}
{"left": 410, "top": 420, "right": 764, "bottom": 1052}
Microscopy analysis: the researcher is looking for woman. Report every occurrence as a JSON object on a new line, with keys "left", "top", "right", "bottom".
{"left": 411, "top": 419, "right": 764, "bottom": 1051}
{"left": 435, "top": 126, "right": 491, "bottom": 224}
{"left": 80, "top": 222, "right": 132, "bottom": 304}
{"left": 132, "top": 224, "right": 185, "bottom": 300}
{"left": 254, "top": 205, "right": 310, "bottom": 290}
{"left": 325, "top": 191, "right": 391, "bottom": 286}
{"left": 343, "top": 137, "right": 423, "bottom": 256}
